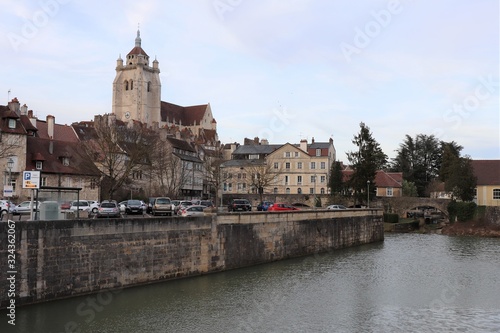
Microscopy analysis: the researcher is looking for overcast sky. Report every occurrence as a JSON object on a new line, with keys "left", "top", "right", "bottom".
{"left": 1, "top": 0, "right": 498, "bottom": 163}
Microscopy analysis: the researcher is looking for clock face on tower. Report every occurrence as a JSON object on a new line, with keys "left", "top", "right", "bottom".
{"left": 125, "top": 112, "right": 130, "bottom": 119}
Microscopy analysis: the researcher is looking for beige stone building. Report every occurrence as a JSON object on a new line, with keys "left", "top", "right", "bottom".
{"left": 221, "top": 138, "right": 336, "bottom": 196}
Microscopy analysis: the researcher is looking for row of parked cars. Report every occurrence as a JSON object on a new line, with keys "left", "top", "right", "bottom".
{"left": 229, "top": 199, "right": 348, "bottom": 212}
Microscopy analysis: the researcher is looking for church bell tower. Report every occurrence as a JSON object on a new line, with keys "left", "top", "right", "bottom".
{"left": 112, "top": 29, "right": 161, "bottom": 127}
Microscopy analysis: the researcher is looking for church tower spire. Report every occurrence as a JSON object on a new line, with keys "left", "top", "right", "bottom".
{"left": 112, "top": 29, "right": 161, "bottom": 127}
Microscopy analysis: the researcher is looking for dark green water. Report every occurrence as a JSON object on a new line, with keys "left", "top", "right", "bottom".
{"left": 2, "top": 234, "right": 500, "bottom": 333}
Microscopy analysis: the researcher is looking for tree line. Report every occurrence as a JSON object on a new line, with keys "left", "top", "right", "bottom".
{"left": 329, "top": 122, "right": 477, "bottom": 204}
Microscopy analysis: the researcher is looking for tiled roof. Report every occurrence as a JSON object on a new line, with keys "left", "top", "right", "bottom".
{"left": 471, "top": 160, "right": 500, "bottom": 185}
{"left": 375, "top": 171, "right": 403, "bottom": 188}
{"left": 160, "top": 101, "right": 209, "bottom": 126}
{"left": 232, "top": 145, "right": 281, "bottom": 155}
{"left": 36, "top": 119, "right": 79, "bottom": 142}
{"left": 26, "top": 137, "right": 100, "bottom": 176}
{"left": 167, "top": 137, "right": 196, "bottom": 152}
{"left": 342, "top": 170, "right": 403, "bottom": 188}
{"left": 127, "top": 46, "right": 148, "bottom": 57}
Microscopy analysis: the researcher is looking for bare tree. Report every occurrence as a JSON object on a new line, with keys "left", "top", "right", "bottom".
{"left": 79, "top": 115, "right": 151, "bottom": 200}
{"left": 243, "top": 158, "right": 283, "bottom": 203}
{"left": 0, "top": 133, "right": 24, "bottom": 159}
{"left": 147, "top": 137, "right": 189, "bottom": 197}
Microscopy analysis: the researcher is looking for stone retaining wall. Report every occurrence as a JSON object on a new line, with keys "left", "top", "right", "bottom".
{"left": 0, "top": 209, "right": 383, "bottom": 309}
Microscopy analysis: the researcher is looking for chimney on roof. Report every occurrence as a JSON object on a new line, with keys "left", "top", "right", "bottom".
{"left": 311, "top": 137, "right": 315, "bottom": 144}
{"left": 261, "top": 139, "right": 269, "bottom": 145}
{"left": 28, "top": 110, "right": 36, "bottom": 128}
{"left": 300, "top": 139, "right": 307, "bottom": 152}
{"left": 47, "top": 115, "right": 55, "bottom": 139}
{"left": 8, "top": 98, "right": 20, "bottom": 114}
{"left": 20, "top": 104, "right": 28, "bottom": 115}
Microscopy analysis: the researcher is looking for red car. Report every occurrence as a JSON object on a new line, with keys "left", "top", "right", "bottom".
{"left": 267, "top": 203, "right": 300, "bottom": 212}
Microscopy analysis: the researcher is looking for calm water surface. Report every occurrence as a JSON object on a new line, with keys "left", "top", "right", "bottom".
{"left": 2, "top": 233, "right": 500, "bottom": 333}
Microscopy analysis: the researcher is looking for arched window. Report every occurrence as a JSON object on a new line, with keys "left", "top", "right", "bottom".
{"left": 321, "top": 188, "right": 325, "bottom": 194}
{"left": 130, "top": 80, "right": 133, "bottom": 90}
{"left": 273, "top": 187, "right": 278, "bottom": 194}
{"left": 124, "top": 81, "right": 129, "bottom": 91}
{"left": 286, "top": 188, "right": 290, "bottom": 194}
{"left": 297, "top": 188, "right": 302, "bottom": 194}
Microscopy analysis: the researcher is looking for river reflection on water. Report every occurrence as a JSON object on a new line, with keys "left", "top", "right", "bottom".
{"left": 2, "top": 233, "right": 500, "bottom": 333}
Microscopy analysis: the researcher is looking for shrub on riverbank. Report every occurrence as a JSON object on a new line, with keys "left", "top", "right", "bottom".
{"left": 447, "top": 201, "right": 476, "bottom": 223}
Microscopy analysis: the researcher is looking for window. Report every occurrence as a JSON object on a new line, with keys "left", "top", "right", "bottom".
{"left": 36, "top": 161, "right": 43, "bottom": 170}
{"left": 285, "top": 152, "right": 291, "bottom": 158}
{"left": 90, "top": 178, "right": 97, "bottom": 190}
{"left": 316, "top": 149, "right": 321, "bottom": 156}
{"left": 274, "top": 162, "right": 279, "bottom": 169}
{"left": 124, "top": 81, "right": 129, "bottom": 91}
{"left": 310, "top": 188, "right": 314, "bottom": 194}
{"left": 310, "top": 162, "right": 316, "bottom": 169}
{"left": 273, "top": 187, "right": 278, "bottom": 194}
{"left": 62, "top": 157, "right": 69, "bottom": 166}
{"left": 228, "top": 183, "right": 232, "bottom": 192}
{"left": 249, "top": 154, "right": 259, "bottom": 160}
{"left": 320, "top": 188, "right": 325, "bottom": 194}
{"left": 387, "top": 187, "right": 393, "bottom": 196}
{"left": 10, "top": 179, "right": 16, "bottom": 193}
{"left": 147, "top": 81, "right": 151, "bottom": 92}
{"left": 320, "top": 175, "right": 326, "bottom": 183}
{"left": 297, "top": 175, "right": 302, "bottom": 185}
{"left": 285, "top": 162, "right": 290, "bottom": 170}
{"left": 130, "top": 80, "right": 133, "bottom": 90}
{"left": 320, "top": 162, "right": 326, "bottom": 169}
{"left": 493, "top": 189, "right": 500, "bottom": 199}
{"left": 40, "top": 177, "right": 47, "bottom": 187}
{"left": 311, "top": 175, "right": 316, "bottom": 183}
{"left": 294, "top": 152, "right": 299, "bottom": 157}
{"left": 297, "top": 162, "right": 302, "bottom": 169}
{"left": 286, "top": 188, "right": 290, "bottom": 194}
{"left": 8, "top": 119, "right": 16, "bottom": 129}
{"left": 284, "top": 175, "right": 289, "bottom": 185}
{"left": 297, "top": 188, "right": 302, "bottom": 194}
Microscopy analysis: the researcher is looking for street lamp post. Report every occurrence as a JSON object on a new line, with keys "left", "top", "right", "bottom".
{"left": 7, "top": 158, "right": 14, "bottom": 187}
{"left": 367, "top": 180, "right": 370, "bottom": 208}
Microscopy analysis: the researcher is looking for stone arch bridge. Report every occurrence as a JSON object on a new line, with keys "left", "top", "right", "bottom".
{"left": 379, "top": 197, "right": 451, "bottom": 218}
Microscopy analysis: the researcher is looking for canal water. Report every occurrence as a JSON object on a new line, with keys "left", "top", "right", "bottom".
{"left": 2, "top": 233, "right": 500, "bottom": 333}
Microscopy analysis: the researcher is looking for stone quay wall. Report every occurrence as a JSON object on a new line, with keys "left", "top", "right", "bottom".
{"left": 0, "top": 209, "right": 383, "bottom": 309}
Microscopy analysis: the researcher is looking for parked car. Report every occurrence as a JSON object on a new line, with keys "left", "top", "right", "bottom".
{"left": 0, "top": 199, "right": 13, "bottom": 215}
{"left": 151, "top": 197, "right": 173, "bottom": 216}
{"left": 124, "top": 199, "right": 143, "bottom": 215}
{"left": 175, "top": 201, "right": 193, "bottom": 214}
{"left": 87, "top": 200, "right": 100, "bottom": 214}
{"left": 257, "top": 201, "right": 273, "bottom": 211}
{"left": 228, "top": 199, "right": 252, "bottom": 212}
{"left": 12, "top": 201, "right": 40, "bottom": 215}
{"left": 96, "top": 200, "right": 121, "bottom": 218}
{"left": 200, "top": 200, "right": 214, "bottom": 208}
{"left": 60, "top": 201, "right": 72, "bottom": 210}
{"left": 268, "top": 203, "right": 300, "bottom": 212}
{"left": 326, "top": 204, "right": 347, "bottom": 210}
{"left": 70, "top": 200, "right": 91, "bottom": 213}
{"left": 147, "top": 197, "right": 157, "bottom": 214}
{"left": 291, "top": 202, "right": 311, "bottom": 208}
{"left": 178, "top": 205, "right": 206, "bottom": 217}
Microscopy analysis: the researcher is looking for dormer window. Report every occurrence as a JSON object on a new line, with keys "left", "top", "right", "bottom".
{"left": 8, "top": 119, "right": 16, "bottom": 129}
{"left": 62, "top": 157, "right": 69, "bottom": 166}
{"left": 36, "top": 161, "right": 43, "bottom": 170}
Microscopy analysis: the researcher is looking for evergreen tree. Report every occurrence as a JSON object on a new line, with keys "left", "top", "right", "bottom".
{"left": 443, "top": 155, "right": 477, "bottom": 201}
{"left": 329, "top": 161, "right": 344, "bottom": 195}
{"left": 346, "top": 122, "right": 387, "bottom": 205}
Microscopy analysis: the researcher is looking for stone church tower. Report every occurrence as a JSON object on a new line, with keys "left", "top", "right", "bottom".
{"left": 112, "top": 30, "right": 161, "bottom": 127}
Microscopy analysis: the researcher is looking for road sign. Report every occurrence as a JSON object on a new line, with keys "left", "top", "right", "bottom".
{"left": 23, "top": 171, "right": 40, "bottom": 189}
{"left": 3, "top": 185, "right": 13, "bottom": 197}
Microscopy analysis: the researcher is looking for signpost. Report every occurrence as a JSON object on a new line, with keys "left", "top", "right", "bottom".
{"left": 3, "top": 185, "right": 13, "bottom": 197}
{"left": 22, "top": 171, "right": 40, "bottom": 220}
